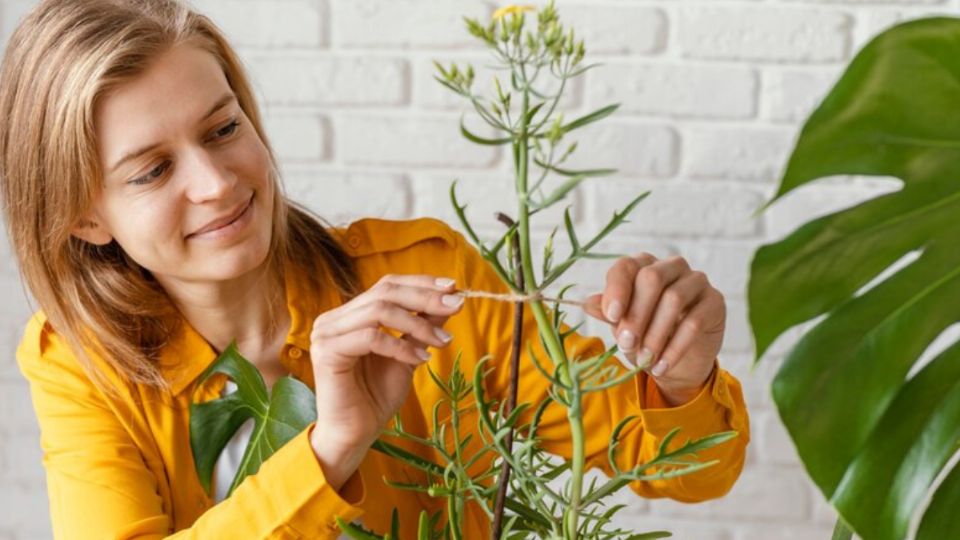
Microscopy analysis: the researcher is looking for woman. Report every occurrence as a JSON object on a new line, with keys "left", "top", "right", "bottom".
{"left": 0, "top": 0, "right": 749, "bottom": 538}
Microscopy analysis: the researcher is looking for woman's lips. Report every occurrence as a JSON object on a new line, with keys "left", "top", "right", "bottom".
{"left": 186, "top": 195, "right": 254, "bottom": 240}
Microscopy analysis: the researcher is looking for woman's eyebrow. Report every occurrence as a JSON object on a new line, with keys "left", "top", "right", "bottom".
{"left": 108, "top": 93, "right": 238, "bottom": 174}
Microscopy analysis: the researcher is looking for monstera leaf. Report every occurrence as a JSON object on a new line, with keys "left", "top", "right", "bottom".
{"left": 748, "top": 17, "right": 960, "bottom": 540}
{"left": 190, "top": 343, "right": 317, "bottom": 497}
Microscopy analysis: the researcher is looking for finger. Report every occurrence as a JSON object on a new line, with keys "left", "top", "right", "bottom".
{"left": 616, "top": 256, "right": 690, "bottom": 358}
{"left": 376, "top": 273, "right": 458, "bottom": 291}
{"left": 323, "top": 327, "right": 432, "bottom": 367}
{"left": 400, "top": 313, "right": 454, "bottom": 351}
{"left": 314, "top": 301, "right": 452, "bottom": 348}
{"left": 638, "top": 270, "right": 709, "bottom": 363}
{"left": 365, "top": 278, "right": 465, "bottom": 316}
{"left": 651, "top": 289, "right": 724, "bottom": 377}
{"left": 314, "top": 280, "right": 463, "bottom": 333}
{"left": 342, "top": 273, "right": 459, "bottom": 315}
{"left": 601, "top": 254, "right": 656, "bottom": 324}
{"left": 582, "top": 293, "right": 607, "bottom": 323}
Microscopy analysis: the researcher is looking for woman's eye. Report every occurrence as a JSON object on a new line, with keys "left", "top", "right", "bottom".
{"left": 214, "top": 120, "right": 240, "bottom": 139}
{"left": 125, "top": 121, "right": 239, "bottom": 186}
{"left": 129, "top": 161, "right": 170, "bottom": 186}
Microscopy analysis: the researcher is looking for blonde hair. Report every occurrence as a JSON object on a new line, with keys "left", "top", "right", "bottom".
{"left": 0, "top": 0, "right": 358, "bottom": 390}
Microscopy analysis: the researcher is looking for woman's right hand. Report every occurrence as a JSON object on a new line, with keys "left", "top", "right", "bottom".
{"left": 307, "top": 274, "right": 464, "bottom": 489}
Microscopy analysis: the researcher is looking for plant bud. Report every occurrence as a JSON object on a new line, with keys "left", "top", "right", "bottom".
{"left": 494, "top": 76, "right": 506, "bottom": 102}
{"left": 525, "top": 32, "right": 539, "bottom": 54}
{"left": 464, "top": 17, "right": 484, "bottom": 40}
{"left": 433, "top": 60, "right": 448, "bottom": 80}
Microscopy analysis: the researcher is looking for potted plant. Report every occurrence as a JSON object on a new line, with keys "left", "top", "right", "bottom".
{"left": 192, "top": 4, "right": 737, "bottom": 538}
{"left": 748, "top": 16, "right": 960, "bottom": 540}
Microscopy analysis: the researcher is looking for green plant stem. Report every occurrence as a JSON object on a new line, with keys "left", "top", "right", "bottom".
{"left": 514, "top": 80, "right": 585, "bottom": 540}
{"left": 492, "top": 212, "right": 524, "bottom": 540}
{"left": 450, "top": 395, "right": 465, "bottom": 540}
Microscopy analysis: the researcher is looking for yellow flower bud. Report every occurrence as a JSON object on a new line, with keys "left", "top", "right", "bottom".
{"left": 493, "top": 4, "right": 536, "bottom": 21}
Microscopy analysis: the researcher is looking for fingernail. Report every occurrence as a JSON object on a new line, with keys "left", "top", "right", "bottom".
{"left": 616, "top": 330, "right": 636, "bottom": 353}
{"left": 637, "top": 348, "right": 654, "bottom": 368}
{"left": 651, "top": 359, "right": 669, "bottom": 377}
{"left": 606, "top": 300, "right": 624, "bottom": 323}
{"left": 434, "top": 327, "right": 452, "bottom": 343}
{"left": 442, "top": 294, "right": 464, "bottom": 307}
{"left": 415, "top": 347, "right": 431, "bottom": 361}
{"left": 435, "top": 277, "right": 456, "bottom": 288}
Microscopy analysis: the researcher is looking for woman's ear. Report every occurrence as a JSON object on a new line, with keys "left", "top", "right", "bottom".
{"left": 70, "top": 216, "right": 114, "bottom": 245}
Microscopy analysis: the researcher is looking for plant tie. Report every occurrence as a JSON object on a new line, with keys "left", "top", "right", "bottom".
{"left": 455, "top": 288, "right": 589, "bottom": 308}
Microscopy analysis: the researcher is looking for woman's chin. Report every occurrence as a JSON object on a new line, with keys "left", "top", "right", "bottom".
{"left": 212, "top": 242, "right": 271, "bottom": 281}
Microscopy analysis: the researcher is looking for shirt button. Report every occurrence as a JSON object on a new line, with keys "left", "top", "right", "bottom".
{"left": 347, "top": 235, "right": 361, "bottom": 248}
{"left": 288, "top": 346, "right": 303, "bottom": 359}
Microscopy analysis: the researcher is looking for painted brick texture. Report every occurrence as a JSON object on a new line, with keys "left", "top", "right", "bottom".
{"left": 2, "top": 0, "right": 957, "bottom": 538}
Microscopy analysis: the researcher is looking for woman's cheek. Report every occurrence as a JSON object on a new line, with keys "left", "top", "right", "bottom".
{"left": 231, "top": 132, "right": 272, "bottom": 186}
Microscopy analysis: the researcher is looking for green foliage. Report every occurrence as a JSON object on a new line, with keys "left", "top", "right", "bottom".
{"left": 189, "top": 342, "right": 317, "bottom": 497}
{"left": 747, "top": 17, "right": 960, "bottom": 540}
{"left": 191, "top": 3, "right": 736, "bottom": 539}
{"left": 361, "top": 354, "right": 734, "bottom": 540}
{"left": 366, "top": 3, "right": 735, "bottom": 539}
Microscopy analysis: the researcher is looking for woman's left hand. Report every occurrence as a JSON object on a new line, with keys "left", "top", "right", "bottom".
{"left": 583, "top": 253, "right": 726, "bottom": 406}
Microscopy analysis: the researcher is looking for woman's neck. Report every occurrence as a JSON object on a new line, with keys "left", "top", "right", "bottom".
{"left": 156, "top": 261, "right": 291, "bottom": 359}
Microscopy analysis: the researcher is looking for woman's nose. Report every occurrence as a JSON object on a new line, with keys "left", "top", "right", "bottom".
{"left": 182, "top": 147, "right": 237, "bottom": 203}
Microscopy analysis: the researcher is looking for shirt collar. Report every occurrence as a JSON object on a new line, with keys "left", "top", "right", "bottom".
{"left": 158, "top": 264, "right": 341, "bottom": 396}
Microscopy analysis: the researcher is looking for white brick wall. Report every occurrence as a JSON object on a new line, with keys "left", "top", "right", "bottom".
{"left": 2, "top": 1, "right": 957, "bottom": 538}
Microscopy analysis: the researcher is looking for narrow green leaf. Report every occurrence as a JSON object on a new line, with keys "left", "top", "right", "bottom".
{"left": 626, "top": 532, "right": 672, "bottom": 540}
{"left": 608, "top": 415, "right": 639, "bottom": 474}
{"left": 581, "top": 251, "right": 627, "bottom": 260}
{"left": 525, "top": 101, "right": 546, "bottom": 125}
{"left": 534, "top": 157, "right": 617, "bottom": 178}
{"left": 371, "top": 440, "right": 445, "bottom": 476}
{"left": 560, "top": 104, "right": 619, "bottom": 132}
{"left": 563, "top": 206, "right": 580, "bottom": 252}
{"left": 418, "top": 511, "right": 431, "bottom": 540}
{"left": 531, "top": 175, "right": 586, "bottom": 210}
{"left": 390, "top": 509, "right": 400, "bottom": 540}
{"left": 581, "top": 191, "right": 650, "bottom": 253}
{"left": 384, "top": 478, "right": 433, "bottom": 493}
{"left": 460, "top": 116, "right": 512, "bottom": 145}
{"left": 335, "top": 517, "right": 385, "bottom": 540}
{"left": 504, "top": 497, "right": 554, "bottom": 530}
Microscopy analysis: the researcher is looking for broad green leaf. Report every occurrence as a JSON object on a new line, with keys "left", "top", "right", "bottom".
{"left": 748, "top": 17, "right": 960, "bottom": 540}
{"left": 190, "top": 343, "right": 316, "bottom": 496}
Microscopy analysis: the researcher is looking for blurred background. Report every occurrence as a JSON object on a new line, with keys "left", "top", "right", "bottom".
{"left": 1, "top": 0, "right": 957, "bottom": 538}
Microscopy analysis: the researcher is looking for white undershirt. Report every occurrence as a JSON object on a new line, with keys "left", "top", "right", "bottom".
{"left": 213, "top": 380, "right": 254, "bottom": 503}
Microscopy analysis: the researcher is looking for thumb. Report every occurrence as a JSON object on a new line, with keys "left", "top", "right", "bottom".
{"left": 582, "top": 293, "right": 610, "bottom": 324}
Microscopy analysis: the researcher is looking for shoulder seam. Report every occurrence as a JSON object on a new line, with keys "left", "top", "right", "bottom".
{"left": 344, "top": 217, "right": 457, "bottom": 257}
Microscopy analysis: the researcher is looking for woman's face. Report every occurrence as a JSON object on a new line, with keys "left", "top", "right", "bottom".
{"left": 84, "top": 43, "right": 275, "bottom": 286}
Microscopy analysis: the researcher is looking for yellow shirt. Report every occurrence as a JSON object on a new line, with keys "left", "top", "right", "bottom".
{"left": 16, "top": 217, "right": 750, "bottom": 539}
